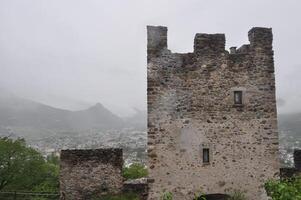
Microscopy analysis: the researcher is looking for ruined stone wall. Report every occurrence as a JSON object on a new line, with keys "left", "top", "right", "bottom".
{"left": 280, "top": 149, "right": 301, "bottom": 179}
{"left": 123, "top": 178, "right": 149, "bottom": 200}
{"left": 60, "top": 149, "right": 123, "bottom": 200}
{"left": 147, "top": 26, "right": 279, "bottom": 200}
{"left": 294, "top": 149, "right": 301, "bottom": 170}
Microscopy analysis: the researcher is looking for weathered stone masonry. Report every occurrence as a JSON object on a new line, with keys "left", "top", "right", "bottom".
{"left": 147, "top": 26, "right": 279, "bottom": 200}
{"left": 60, "top": 149, "right": 123, "bottom": 200}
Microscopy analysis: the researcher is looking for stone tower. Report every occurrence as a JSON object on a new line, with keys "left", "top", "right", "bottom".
{"left": 147, "top": 26, "right": 279, "bottom": 200}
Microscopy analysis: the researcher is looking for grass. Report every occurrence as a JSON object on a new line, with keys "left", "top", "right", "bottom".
{"left": 122, "top": 163, "right": 148, "bottom": 180}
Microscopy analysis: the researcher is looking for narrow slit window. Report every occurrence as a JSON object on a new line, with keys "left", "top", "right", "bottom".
{"left": 203, "top": 148, "right": 210, "bottom": 163}
{"left": 234, "top": 91, "right": 243, "bottom": 105}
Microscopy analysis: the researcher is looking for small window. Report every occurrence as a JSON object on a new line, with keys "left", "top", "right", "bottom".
{"left": 203, "top": 148, "right": 210, "bottom": 164}
{"left": 234, "top": 91, "right": 243, "bottom": 105}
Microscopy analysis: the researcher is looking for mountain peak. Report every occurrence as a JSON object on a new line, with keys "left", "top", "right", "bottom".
{"left": 90, "top": 102, "right": 104, "bottom": 109}
{"left": 95, "top": 102, "right": 103, "bottom": 107}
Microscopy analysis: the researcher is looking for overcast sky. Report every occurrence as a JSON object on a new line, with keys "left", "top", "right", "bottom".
{"left": 0, "top": 0, "right": 300, "bottom": 116}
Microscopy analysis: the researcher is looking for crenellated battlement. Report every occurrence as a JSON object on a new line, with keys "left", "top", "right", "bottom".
{"left": 147, "top": 26, "right": 167, "bottom": 60}
{"left": 248, "top": 27, "right": 273, "bottom": 50}
{"left": 147, "top": 26, "right": 273, "bottom": 58}
{"left": 194, "top": 33, "right": 225, "bottom": 55}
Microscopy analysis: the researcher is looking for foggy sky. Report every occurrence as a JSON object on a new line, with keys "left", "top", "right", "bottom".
{"left": 0, "top": 0, "right": 300, "bottom": 116}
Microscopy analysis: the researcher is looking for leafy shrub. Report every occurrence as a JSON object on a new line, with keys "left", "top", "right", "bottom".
{"left": 193, "top": 189, "right": 206, "bottom": 200}
{"left": 264, "top": 176, "right": 301, "bottom": 200}
{"left": 229, "top": 189, "right": 247, "bottom": 200}
{"left": 195, "top": 195, "right": 206, "bottom": 200}
{"left": 122, "top": 163, "right": 148, "bottom": 180}
{"left": 161, "top": 191, "right": 173, "bottom": 200}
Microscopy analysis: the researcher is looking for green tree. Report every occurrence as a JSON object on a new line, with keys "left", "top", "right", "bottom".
{"left": 0, "top": 137, "right": 59, "bottom": 192}
{"left": 32, "top": 160, "right": 59, "bottom": 193}
{"left": 265, "top": 176, "right": 301, "bottom": 200}
{"left": 122, "top": 163, "right": 148, "bottom": 180}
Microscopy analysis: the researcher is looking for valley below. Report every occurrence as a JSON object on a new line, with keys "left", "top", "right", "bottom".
{"left": 0, "top": 92, "right": 300, "bottom": 166}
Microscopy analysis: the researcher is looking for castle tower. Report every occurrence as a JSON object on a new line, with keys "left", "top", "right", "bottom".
{"left": 147, "top": 26, "right": 279, "bottom": 200}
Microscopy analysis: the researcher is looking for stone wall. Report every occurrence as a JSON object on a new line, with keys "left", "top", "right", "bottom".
{"left": 60, "top": 149, "right": 123, "bottom": 200}
{"left": 294, "top": 149, "right": 301, "bottom": 170}
{"left": 147, "top": 26, "right": 279, "bottom": 200}
{"left": 280, "top": 149, "right": 301, "bottom": 179}
{"left": 123, "top": 178, "right": 149, "bottom": 200}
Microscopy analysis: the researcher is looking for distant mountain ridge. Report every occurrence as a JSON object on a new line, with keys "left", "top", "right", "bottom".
{"left": 278, "top": 113, "right": 301, "bottom": 138}
{"left": 0, "top": 93, "right": 127, "bottom": 138}
{"left": 0, "top": 90, "right": 299, "bottom": 141}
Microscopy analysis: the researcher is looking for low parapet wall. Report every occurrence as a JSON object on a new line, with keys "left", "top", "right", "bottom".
{"left": 123, "top": 178, "right": 149, "bottom": 200}
{"left": 60, "top": 149, "right": 123, "bottom": 200}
